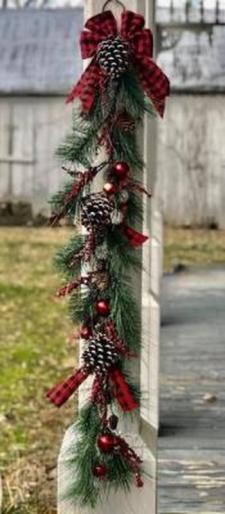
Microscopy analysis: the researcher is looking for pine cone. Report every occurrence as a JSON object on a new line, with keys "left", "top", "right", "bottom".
{"left": 91, "top": 271, "right": 110, "bottom": 292}
{"left": 82, "top": 333, "right": 118, "bottom": 375}
{"left": 81, "top": 193, "right": 114, "bottom": 230}
{"left": 97, "top": 36, "right": 130, "bottom": 80}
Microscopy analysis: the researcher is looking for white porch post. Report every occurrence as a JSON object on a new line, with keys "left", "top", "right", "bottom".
{"left": 58, "top": 1, "right": 161, "bottom": 513}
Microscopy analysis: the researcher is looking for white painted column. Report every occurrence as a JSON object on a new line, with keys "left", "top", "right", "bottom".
{"left": 58, "top": 2, "right": 160, "bottom": 513}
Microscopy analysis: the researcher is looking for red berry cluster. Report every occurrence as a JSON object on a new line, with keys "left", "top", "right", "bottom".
{"left": 103, "top": 161, "right": 130, "bottom": 196}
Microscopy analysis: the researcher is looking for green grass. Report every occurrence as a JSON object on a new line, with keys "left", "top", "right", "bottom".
{"left": 164, "top": 227, "right": 225, "bottom": 272}
{"left": 0, "top": 226, "right": 225, "bottom": 513}
{"left": 0, "top": 227, "right": 77, "bottom": 514}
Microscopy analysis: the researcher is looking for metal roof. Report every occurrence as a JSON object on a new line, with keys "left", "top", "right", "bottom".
{"left": 0, "top": 8, "right": 83, "bottom": 94}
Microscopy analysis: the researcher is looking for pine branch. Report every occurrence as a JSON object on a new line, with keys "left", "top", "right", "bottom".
{"left": 60, "top": 403, "right": 136, "bottom": 507}
{"left": 111, "top": 126, "right": 144, "bottom": 171}
{"left": 110, "top": 275, "right": 141, "bottom": 352}
{"left": 118, "top": 70, "right": 155, "bottom": 120}
{"left": 107, "top": 228, "right": 141, "bottom": 272}
{"left": 49, "top": 180, "right": 83, "bottom": 223}
{"left": 50, "top": 162, "right": 108, "bottom": 225}
{"left": 56, "top": 90, "right": 118, "bottom": 169}
{"left": 68, "top": 287, "right": 97, "bottom": 326}
{"left": 60, "top": 403, "right": 102, "bottom": 508}
{"left": 56, "top": 98, "right": 104, "bottom": 168}
{"left": 54, "top": 234, "right": 85, "bottom": 278}
{"left": 126, "top": 192, "right": 143, "bottom": 225}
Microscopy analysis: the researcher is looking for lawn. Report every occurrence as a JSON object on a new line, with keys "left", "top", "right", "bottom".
{"left": 164, "top": 226, "right": 225, "bottom": 272}
{"left": 0, "top": 226, "right": 225, "bottom": 513}
{"left": 0, "top": 227, "right": 76, "bottom": 514}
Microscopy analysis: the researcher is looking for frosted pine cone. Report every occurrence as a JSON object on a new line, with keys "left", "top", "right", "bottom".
{"left": 82, "top": 333, "right": 118, "bottom": 375}
{"left": 81, "top": 193, "right": 114, "bottom": 230}
{"left": 97, "top": 36, "right": 130, "bottom": 80}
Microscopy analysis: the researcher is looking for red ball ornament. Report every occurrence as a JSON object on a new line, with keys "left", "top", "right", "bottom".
{"left": 103, "top": 182, "right": 116, "bottom": 195}
{"left": 96, "top": 300, "right": 110, "bottom": 317}
{"left": 80, "top": 326, "right": 92, "bottom": 340}
{"left": 93, "top": 464, "right": 108, "bottom": 478}
{"left": 112, "top": 162, "right": 130, "bottom": 179}
{"left": 97, "top": 434, "right": 116, "bottom": 453}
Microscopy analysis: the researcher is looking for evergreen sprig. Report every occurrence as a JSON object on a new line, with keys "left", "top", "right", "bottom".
{"left": 118, "top": 70, "right": 155, "bottom": 120}
{"left": 49, "top": 179, "right": 83, "bottom": 221}
{"left": 56, "top": 98, "right": 102, "bottom": 167}
{"left": 55, "top": 234, "right": 85, "bottom": 278}
{"left": 61, "top": 403, "right": 134, "bottom": 508}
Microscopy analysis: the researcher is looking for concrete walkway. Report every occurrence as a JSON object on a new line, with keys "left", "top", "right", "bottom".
{"left": 158, "top": 267, "right": 225, "bottom": 513}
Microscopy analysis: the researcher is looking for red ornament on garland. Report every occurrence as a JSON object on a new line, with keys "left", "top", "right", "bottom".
{"left": 80, "top": 326, "right": 92, "bottom": 340}
{"left": 93, "top": 464, "right": 108, "bottom": 478}
{"left": 97, "top": 434, "right": 116, "bottom": 453}
{"left": 103, "top": 182, "right": 116, "bottom": 195}
{"left": 112, "top": 162, "right": 130, "bottom": 179}
{"left": 96, "top": 300, "right": 110, "bottom": 317}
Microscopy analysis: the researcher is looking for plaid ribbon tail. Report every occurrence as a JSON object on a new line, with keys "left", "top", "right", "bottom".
{"left": 135, "top": 56, "right": 170, "bottom": 117}
{"left": 47, "top": 368, "right": 89, "bottom": 407}
{"left": 109, "top": 368, "right": 139, "bottom": 412}
{"left": 122, "top": 225, "right": 149, "bottom": 247}
{"left": 66, "top": 62, "right": 101, "bottom": 112}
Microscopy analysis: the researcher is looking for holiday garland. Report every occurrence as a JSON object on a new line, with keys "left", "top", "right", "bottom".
{"left": 47, "top": 8, "right": 169, "bottom": 508}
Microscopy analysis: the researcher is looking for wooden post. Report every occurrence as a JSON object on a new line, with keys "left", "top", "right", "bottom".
{"left": 58, "top": 2, "right": 161, "bottom": 513}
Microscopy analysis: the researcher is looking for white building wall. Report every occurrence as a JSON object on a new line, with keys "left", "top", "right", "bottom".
{"left": 156, "top": 93, "right": 225, "bottom": 228}
{"left": 1, "top": 94, "right": 225, "bottom": 228}
{"left": 0, "top": 96, "right": 72, "bottom": 217}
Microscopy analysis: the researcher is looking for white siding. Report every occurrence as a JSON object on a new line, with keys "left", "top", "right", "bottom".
{"left": 0, "top": 96, "right": 72, "bottom": 215}
{"left": 157, "top": 94, "right": 225, "bottom": 228}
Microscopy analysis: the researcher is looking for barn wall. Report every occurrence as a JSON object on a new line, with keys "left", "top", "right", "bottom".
{"left": 156, "top": 94, "right": 225, "bottom": 229}
{"left": 1, "top": 94, "right": 225, "bottom": 228}
{"left": 0, "top": 95, "right": 72, "bottom": 219}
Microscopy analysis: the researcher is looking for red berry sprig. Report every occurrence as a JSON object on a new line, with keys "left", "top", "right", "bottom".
{"left": 103, "top": 182, "right": 117, "bottom": 195}
{"left": 111, "top": 162, "right": 130, "bottom": 179}
{"left": 93, "top": 464, "right": 108, "bottom": 478}
{"left": 96, "top": 300, "right": 110, "bottom": 317}
{"left": 80, "top": 326, "right": 92, "bottom": 340}
{"left": 97, "top": 433, "right": 116, "bottom": 453}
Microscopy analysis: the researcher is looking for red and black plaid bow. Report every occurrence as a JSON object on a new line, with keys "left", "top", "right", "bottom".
{"left": 47, "top": 366, "right": 138, "bottom": 412}
{"left": 67, "top": 10, "right": 170, "bottom": 117}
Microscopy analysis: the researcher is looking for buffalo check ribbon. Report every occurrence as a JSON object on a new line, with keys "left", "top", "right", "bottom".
{"left": 122, "top": 224, "right": 149, "bottom": 247}
{"left": 66, "top": 10, "right": 170, "bottom": 117}
{"left": 47, "top": 366, "right": 138, "bottom": 412}
{"left": 109, "top": 368, "right": 139, "bottom": 412}
{"left": 47, "top": 368, "right": 88, "bottom": 407}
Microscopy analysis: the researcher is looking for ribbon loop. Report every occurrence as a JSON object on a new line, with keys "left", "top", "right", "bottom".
{"left": 121, "top": 10, "right": 145, "bottom": 37}
{"left": 131, "top": 29, "right": 153, "bottom": 58}
{"left": 85, "top": 11, "right": 117, "bottom": 38}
